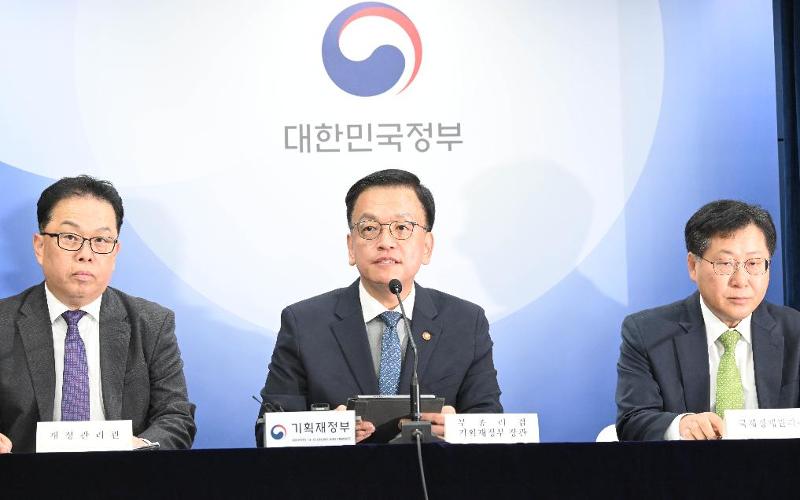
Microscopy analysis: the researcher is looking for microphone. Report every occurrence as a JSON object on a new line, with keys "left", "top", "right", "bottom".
{"left": 254, "top": 395, "right": 284, "bottom": 448}
{"left": 388, "top": 279, "right": 437, "bottom": 500}
{"left": 387, "top": 279, "right": 440, "bottom": 449}
{"left": 388, "top": 279, "right": 421, "bottom": 423}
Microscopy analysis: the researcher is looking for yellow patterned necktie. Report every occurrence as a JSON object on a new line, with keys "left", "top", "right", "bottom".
{"left": 715, "top": 329, "right": 744, "bottom": 418}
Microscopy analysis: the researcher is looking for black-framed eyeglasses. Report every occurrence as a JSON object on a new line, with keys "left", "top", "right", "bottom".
{"left": 696, "top": 255, "right": 770, "bottom": 276}
{"left": 41, "top": 232, "right": 118, "bottom": 255}
{"left": 350, "top": 219, "right": 429, "bottom": 241}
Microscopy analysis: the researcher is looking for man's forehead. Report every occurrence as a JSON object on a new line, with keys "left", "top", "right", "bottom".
{"left": 353, "top": 187, "right": 424, "bottom": 215}
{"left": 50, "top": 196, "right": 116, "bottom": 231}
{"left": 55, "top": 219, "right": 115, "bottom": 233}
{"left": 357, "top": 210, "right": 415, "bottom": 221}
{"left": 707, "top": 228, "right": 768, "bottom": 253}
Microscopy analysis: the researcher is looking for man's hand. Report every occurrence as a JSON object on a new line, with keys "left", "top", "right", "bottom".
{"left": 132, "top": 437, "right": 149, "bottom": 449}
{"left": 417, "top": 405, "right": 456, "bottom": 438}
{"left": 335, "top": 405, "right": 375, "bottom": 443}
{"left": 0, "top": 433, "right": 12, "bottom": 453}
{"left": 679, "top": 412, "right": 724, "bottom": 440}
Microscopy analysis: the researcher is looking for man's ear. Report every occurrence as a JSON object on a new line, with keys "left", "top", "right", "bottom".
{"left": 111, "top": 239, "right": 121, "bottom": 271}
{"left": 687, "top": 252, "right": 698, "bottom": 284}
{"left": 421, "top": 231, "right": 434, "bottom": 265}
{"left": 33, "top": 232, "right": 45, "bottom": 266}
{"left": 347, "top": 233, "right": 356, "bottom": 266}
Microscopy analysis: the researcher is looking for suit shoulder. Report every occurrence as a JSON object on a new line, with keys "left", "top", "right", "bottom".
{"left": 105, "top": 287, "right": 173, "bottom": 320}
{"left": 624, "top": 296, "right": 688, "bottom": 325}
{"left": 422, "top": 286, "right": 485, "bottom": 317}
{"left": 283, "top": 286, "right": 352, "bottom": 315}
{"left": 762, "top": 300, "right": 800, "bottom": 324}
{"left": 0, "top": 284, "right": 42, "bottom": 318}
{"left": 0, "top": 284, "right": 39, "bottom": 308}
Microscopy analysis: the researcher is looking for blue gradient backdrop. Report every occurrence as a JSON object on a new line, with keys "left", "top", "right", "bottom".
{"left": 0, "top": 1, "right": 781, "bottom": 446}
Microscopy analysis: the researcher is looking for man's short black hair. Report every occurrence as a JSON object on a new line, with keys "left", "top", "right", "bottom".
{"left": 37, "top": 175, "right": 125, "bottom": 233}
{"left": 345, "top": 169, "right": 435, "bottom": 229}
{"left": 685, "top": 199, "right": 776, "bottom": 257}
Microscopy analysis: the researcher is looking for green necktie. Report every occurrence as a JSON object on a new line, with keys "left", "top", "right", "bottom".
{"left": 715, "top": 329, "right": 744, "bottom": 418}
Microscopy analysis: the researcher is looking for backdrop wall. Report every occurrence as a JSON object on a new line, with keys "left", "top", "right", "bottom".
{"left": 0, "top": 0, "right": 782, "bottom": 446}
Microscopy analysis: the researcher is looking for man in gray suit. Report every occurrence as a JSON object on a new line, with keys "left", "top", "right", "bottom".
{"left": 0, "top": 176, "right": 196, "bottom": 453}
{"left": 616, "top": 200, "right": 800, "bottom": 441}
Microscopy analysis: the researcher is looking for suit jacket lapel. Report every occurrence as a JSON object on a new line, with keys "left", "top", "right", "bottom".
{"left": 98, "top": 288, "right": 131, "bottom": 420}
{"left": 751, "top": 304, "right": 781, "bottom": 408}
{"left": 675, "top": 293, "right": 711, "bottom": 413}
{"left": 18, "top": 284, "right": 56, "bottom": 421}
{"left": 399, "top": 284, "right": 442, "bottom": 392}
{"left": 331, "top": 281, "right": 379, "bottom": 395}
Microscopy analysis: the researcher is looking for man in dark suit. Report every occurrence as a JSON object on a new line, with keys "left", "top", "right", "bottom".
{"left": 616, "top": 200, "right": 800, "bottom": 441}
{"left": 0, "top": 176, "right": 195, "bottom": 453}
{"left": 256, "top": 169, "right": 502, "bottom": 444}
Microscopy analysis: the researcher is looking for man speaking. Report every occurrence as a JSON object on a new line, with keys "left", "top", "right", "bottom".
{"left": 0, "top": 176, "right": 196, "bottom": 453}
{"left": 256, "top": 169, "right": 502, "bottom": 444}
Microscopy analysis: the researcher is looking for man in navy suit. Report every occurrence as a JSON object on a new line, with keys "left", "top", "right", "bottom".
{"left": 616, "top": 200, "right": 800, "bottom": 441}
{"left": 256, "top": 169, "right": 502, "bottom": 444}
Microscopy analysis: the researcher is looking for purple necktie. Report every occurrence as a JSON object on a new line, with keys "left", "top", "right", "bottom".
{"left": 61, "top": 309, "right": 89, "bottom": 421}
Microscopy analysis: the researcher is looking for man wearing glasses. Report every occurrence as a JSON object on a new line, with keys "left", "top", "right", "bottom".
{"left": 0, "top": 176, "right": 195, "bottom": 453}
{"left": 616, "top": 199, "right": 800, "bottom": 440}
{"left": 256, "top": 169, "right": 502, "bottom": 444}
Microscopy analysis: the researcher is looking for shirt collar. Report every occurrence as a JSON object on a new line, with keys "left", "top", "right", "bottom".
{"left": 699, "top": 294, "right": 752, "bottom": 348}
{"left": 44, "top": 283, "right": 103, "bottom": 324}
{"left": 359, "top": 280, "right": 415, "bottom": 324}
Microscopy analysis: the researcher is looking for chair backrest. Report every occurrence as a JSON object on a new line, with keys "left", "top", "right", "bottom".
{"left": 595, "top": 424, "right": 619, "bottom": 442}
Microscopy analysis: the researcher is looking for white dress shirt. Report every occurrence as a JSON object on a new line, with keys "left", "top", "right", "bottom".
{"left": 664, "top": 295, "right": 758, "bottom": 439}
{"left": 359, "top": 281, "right": 415, "bottom": 377}
{"left": 46, "top": 284, "right": 106, "bottom": 421}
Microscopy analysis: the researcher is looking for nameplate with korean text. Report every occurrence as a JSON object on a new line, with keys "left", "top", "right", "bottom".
{"left": 724, "top": 409, "right": 800, "bottom": 439}
{"left": 444, "top": 413, "right": 539, "bottom": 444}
{"left": 263, "top": 411, "right": 356, "bottom": 448}
{"left": 36, "top": 420, "right": 133, "bottom": 452}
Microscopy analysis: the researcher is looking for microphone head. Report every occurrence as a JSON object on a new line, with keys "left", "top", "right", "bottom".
{"left": 388, "top": 279, "right": 403, "bottom": 295}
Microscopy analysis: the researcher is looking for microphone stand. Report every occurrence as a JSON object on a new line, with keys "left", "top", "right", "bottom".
{"left": 389, "top": 282, "right": 441, "bottom": 444}
{"left": 386, "top": 280, "right": 435, "bottom": 500}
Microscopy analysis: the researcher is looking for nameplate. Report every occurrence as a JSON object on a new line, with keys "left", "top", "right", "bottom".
{"left": 444, "top": 413, "right": 539, "bottom": 444}
{"left": 36, "top": 420, "right": 133, "bottom": 452}
{"left": 724, "top": 408, "right": 800, "bottom": 440}
{"left": 263, "top": 411, "right": 356, "bottom": 448}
